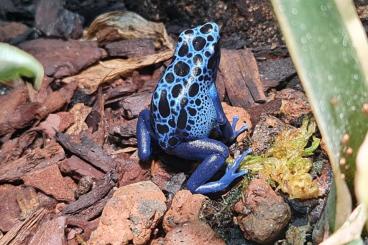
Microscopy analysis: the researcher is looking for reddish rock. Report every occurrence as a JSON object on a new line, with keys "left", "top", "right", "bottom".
{"left": 0, "top": 21, "right": 29, "bottom": 42}
{"left": 19, "top": 39, "right": 106, "bottom": 78}
{"left": 152, "top": 221, "right": 225, "bottom": 245}
{"left": 29, "top": 216, "right": 67, "bottom": 245}
{"left": 234, "top": 179, "right": 291, "bottom": 244}
{"left": 0, "top": 184, "right": 22, "bottom": 232}
{"left": 163, "top": 190, "right": 206, "bottom": 232}
{"left": 64, "top": 176, "right": 78, "bottom": 193}
{"left": 22, "top": 165, "right": 75, "bottom": 202}
{"left": 89, "top": 181, "right": 166, "bottom": 245}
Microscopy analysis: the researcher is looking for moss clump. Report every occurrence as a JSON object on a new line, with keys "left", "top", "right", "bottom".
{"left": 241, "top": 118, "right": 321, "bottom": 199}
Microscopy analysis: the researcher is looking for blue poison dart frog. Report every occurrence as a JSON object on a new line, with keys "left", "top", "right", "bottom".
{"left": 136, "top": 22, "right": 251, "bottom": 194}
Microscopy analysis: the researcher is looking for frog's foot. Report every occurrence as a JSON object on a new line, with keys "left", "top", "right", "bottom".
{"left": 221, "top": 148, "right": 252, "bottom": 184}
{"left": 230, "top": 115, "right": 248, "bottom": 141}
{"left": 193, "top": 148, "right": 252, "bottom": 194}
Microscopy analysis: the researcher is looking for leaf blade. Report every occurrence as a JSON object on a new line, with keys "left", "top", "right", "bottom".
{"left": 270, "top": 0, "right": 368, "bottom": 229}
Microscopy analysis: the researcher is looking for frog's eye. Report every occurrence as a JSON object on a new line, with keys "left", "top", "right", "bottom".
{"left": 200, "top": 23, "right": 213, "bottom": 34}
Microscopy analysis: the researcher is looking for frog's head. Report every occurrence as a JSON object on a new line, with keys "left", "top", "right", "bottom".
{"left": 174, "top": 22, "right": 221, "bottom": 85}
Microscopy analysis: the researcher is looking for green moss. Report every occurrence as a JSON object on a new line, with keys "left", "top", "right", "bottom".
{"left": 240, "top": 117, "right": 321, "bottom": 199}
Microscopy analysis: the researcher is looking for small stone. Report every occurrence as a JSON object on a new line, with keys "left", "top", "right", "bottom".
{"left": 59, "top": 155, "right": 104, "bottom": 180}
{"left": 39, "top": 112, "right": 74, "bottom": 138}
{"left": 234, "top": 178, "right": 291, "bottom": 244}
{"left": 75, "top": 176, "right": 93, "bottom": 198}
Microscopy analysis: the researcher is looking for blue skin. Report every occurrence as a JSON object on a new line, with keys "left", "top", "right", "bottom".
{"left": 137, "top": 22, "right": 251, "bottom": 194}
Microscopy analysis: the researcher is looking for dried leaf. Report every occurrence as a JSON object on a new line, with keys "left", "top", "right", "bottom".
{"left": 86, "top": 11, "right": 174, "bottom": 50}
{"left": 63, "top": 50, "right": 172, "bottom": 94}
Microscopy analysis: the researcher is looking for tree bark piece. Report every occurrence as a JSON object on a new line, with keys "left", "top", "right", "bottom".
{"left": 0, "top": 141, "right": 65, "bottom": 183}
{"left": 0, "top": 208, "right": 49, "bottom": 245}
{"left": 218, "top": 48, "right": 266, "bottom": 108}
{"left": 62, "top": 172, "right": 118, "bottom": 215}
{"left": 55, "top": 132, "right": 114, "bottom": 172}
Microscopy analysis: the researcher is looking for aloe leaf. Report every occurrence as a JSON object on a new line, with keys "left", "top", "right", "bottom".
{"left": 0, "top": 42, "right": 44, "bottom": 90}
{"left": 319, "top": 204, "right": 366, "bottom": 245}
{"left": 355, "top": 134, "right": 368, "bottom": 230}
{"left": 270, "top": 0, "right": 368, "bottom": 230}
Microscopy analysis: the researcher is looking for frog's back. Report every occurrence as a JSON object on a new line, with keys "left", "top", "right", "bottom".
{"left": 150, "top": 23, "right": 220, "bottom": 150}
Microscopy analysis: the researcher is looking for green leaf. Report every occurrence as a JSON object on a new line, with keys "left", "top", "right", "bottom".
{"left": 0, "top": 42, "right": 44, "bottom": 90}
{"left": 270, "top": 0, "right": 368, "bottom": 230}
{"left": 355, "top": 133, "right": 368, "bottom": 230}
{"left": 319, "top": 204, "right": 367, "bottom": 245}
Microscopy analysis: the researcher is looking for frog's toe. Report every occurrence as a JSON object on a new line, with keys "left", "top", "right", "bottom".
{"left": 231, "top": 115, "right": 240, "bottom": 130}
{"left": 235, "top": 124, "right": 248, "bottom": 136}
{"left": 230, "top": 115, "right": 249, "bottom": 140}
{"left": 233, "top": 148, "right": 252, "bottom": 167}
{"left": 232, "top": 169, "right": 248, "bottom": 179}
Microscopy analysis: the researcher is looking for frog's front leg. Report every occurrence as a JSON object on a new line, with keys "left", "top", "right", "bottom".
{"left": 137, "top": 109, "right": 153, "bottom": 161}
{"left": 167, "top": 138, "right": 249, "bottom": 194}
{"left": 209, "top": 84, "right": 248, "bottom": 143}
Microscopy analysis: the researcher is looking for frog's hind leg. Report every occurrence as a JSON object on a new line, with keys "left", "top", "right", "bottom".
{"left": 168, "top": 138, "right": 247, "bottom": 194}
{"left": 137, "top": 109, "right": 154, "bottom": 161}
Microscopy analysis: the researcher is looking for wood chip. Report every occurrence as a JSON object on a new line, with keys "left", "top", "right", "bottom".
{"left": 0, "top": 208, "right": 49, "bottom": 245}
{"left": 218, "top": 48, "right": 266, "bottom": 108}
{"left": 62, "top": 172, "right": 118, "bottom": 215}
{"left": 55, "top": 132, "right": 115, "bottom": 172}
{"left": 0, "top": 141, "right": 65, "bottom": 183}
